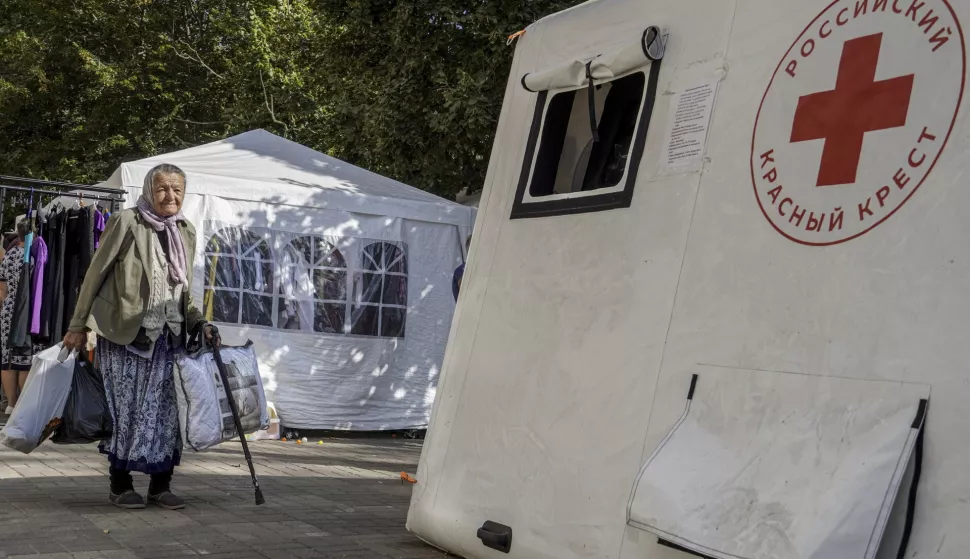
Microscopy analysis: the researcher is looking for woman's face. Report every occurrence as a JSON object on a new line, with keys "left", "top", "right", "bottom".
{"left": 152, "top": 172, "right": 185, "bottom": 217}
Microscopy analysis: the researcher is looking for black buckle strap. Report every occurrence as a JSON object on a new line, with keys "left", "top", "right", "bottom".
{"left": 586, "top": 61, "right": 600, "bottom": 143}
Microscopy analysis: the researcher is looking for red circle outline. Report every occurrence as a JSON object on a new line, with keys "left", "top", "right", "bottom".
{"left": 749, "top": 0, "right": 967, "bottom": 247}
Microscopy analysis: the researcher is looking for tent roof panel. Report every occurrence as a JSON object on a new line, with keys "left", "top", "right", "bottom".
{"left": 105, "top": 129, "right": 474, "bottom": 226}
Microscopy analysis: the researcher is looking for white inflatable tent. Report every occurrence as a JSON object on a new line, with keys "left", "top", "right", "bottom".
{"left": 409, "top": 0, "right": 966, "bottom": 558}
{"left": 101, "top": 129, "right": 475, "bottom": 431}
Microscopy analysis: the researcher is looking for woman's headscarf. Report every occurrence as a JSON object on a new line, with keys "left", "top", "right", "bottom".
{"left": 136, "top": 164, "right": 189, "bottom": 287}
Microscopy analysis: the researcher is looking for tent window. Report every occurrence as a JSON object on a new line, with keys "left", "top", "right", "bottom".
{"left": 352, "top": 242, "right": 408, "bottom": 338}
{"left": 203, "top": 224, "right": 409, "bottom": 340}
{"left": 277, "top": 236, "right": 349, "bottom": 334}
{"left": 204, "top": 228, "right": 274, "bottom": 327}
{"left": 511, "top": 60, "right": 661, "bottom": 219}
{"left": 530, "top": 72, "right": 646, "bottom": 198}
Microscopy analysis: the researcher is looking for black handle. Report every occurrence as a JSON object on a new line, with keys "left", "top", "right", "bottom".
{"left": 658, "top": 539, "right": 714, "bottom": 559}
{"left": 477, "top": 521, "right": 512, "bottom": 553}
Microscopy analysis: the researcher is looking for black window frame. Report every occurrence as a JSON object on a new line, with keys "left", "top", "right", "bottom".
{"left": 510, "top": 59, "right": 662, "bottom": 220}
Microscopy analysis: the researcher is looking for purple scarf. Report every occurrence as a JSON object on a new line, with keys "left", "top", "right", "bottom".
{"left": 136, "top": 196, "right": 189, "bottom": 287}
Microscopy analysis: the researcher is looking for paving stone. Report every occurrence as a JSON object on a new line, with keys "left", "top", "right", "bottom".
{"left": 0, "top": 438, "right": 449, "bottom": 558}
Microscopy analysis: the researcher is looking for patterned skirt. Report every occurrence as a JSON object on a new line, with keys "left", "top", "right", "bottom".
{"left": 97, "top": 335, "right": 182, "bottom": 474}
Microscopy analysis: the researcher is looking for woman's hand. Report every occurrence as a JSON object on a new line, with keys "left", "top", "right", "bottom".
{"left": 62, "top": 331, "right": 88, "bottom": 352}
{"left": 204, "top": 324, "right": 220, "bottom": 347}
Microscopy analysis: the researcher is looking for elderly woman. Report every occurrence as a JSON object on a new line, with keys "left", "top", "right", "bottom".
{"left": 63, "top": 163, "right": 213, "bottom": 510}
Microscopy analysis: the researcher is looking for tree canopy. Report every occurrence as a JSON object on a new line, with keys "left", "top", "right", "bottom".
{"left": 0, "top": 0, "right": 582, "bottom": 199}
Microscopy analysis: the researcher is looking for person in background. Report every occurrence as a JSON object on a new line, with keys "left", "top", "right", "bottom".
{"left": 0, "top": 221, "right": 34, "bottom": 413}
{"left": 1, "top": 233, "right": 18, "bottom": 260}
{"left": 0, "top": 233, "right": 14, "bottom": 411}
{"left": 1, "top": 234, "right": 11, "bottom": 256}
{"left": 452, "top": 235, "right": 471, "bottom": 301}
{"left": 62, "top": 163, "right": 214, "bottom": 510}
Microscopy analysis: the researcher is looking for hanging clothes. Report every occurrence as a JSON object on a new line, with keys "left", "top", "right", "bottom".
{"left": 0, "top": 245, "right": 30, "bottom": 371}
{"left": 93, "top": 209, "right": 106, "bottom": 249}
{"left": 29, "top": 235, "right": 48, "bottom": 335}
{"left": 52, "top": 209, "right": 69, "bottom": 339}
{"left": 85, "top": 205, "right": 97, "bottom": 265}
{"left": 38, "top": 208, "right": 59, "bottom": 341}
{"left": 6, "top": 243, "right": 33, "bottom": 360}
{"left": 63, "top": 207, "right": 94, "bottom": 334}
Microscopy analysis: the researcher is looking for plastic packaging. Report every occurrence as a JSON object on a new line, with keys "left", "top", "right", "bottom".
{"left": 0, "top": 344, "right": 75, "bottom": 453}
{"left": 51, "top": 356, "right": 113, "bottom": 444}
{"left": 247, "top": 403, "right": 280, "bottom": 441}
{"left": 174, "top": 341, "right": 269, "bottom": 451}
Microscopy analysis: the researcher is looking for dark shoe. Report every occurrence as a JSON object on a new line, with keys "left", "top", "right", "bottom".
{"left": 148, "top": 491, "right": 185, "bottom": 510}
{"left": 109, "top": 490, "right": 145, "bottom": 509}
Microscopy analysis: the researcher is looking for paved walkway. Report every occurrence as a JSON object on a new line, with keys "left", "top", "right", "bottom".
{"left": 0, "top": 435, "right": 448, "bottom": 559}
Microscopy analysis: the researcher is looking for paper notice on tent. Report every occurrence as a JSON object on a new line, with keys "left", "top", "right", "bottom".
{"left": 659, "top": 81, "right": 718, "bottom": 176}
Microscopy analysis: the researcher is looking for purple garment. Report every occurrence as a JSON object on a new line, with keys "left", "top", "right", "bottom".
{"left": 29, "top": 237, "right": 48, "bottom": 335}
{"left": 93, "top": 210, "right": 106, "bottom": 249}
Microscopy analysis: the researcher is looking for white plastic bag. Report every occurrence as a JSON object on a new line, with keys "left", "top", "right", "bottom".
{"left": 174, "top": 342, "right": 269, "bottom": 451}
{"left": 0, "top": 344, "right": 76, "bottom": 453}
{"left": 247, "top": 403, "right": 280, "bottom": 441}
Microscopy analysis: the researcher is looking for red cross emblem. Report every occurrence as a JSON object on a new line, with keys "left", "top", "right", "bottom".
{"left": 750, "top": 0, "right": 965, "bottom": 246}
{"left": 790, "top": 33, "right": 914, "bottom": 187}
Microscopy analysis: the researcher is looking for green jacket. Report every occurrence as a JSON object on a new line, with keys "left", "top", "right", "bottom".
{"left": 68, "top": 208, "right": 205, "bottom": 346}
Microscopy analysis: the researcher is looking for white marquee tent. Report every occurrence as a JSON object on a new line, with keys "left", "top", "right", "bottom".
{"left": 100, "top": 129, "right": 475, "bottom": 430}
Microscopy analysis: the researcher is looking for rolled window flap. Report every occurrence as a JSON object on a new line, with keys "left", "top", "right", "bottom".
{"left": 522, "top": 26, "right": 666, "bottom": 92}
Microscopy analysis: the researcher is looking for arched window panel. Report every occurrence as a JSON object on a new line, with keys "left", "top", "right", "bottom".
{"left": 362, "top": 242, "right": 408, "bottom": 275}
{"left": 242, "top": 294, "right": 274, "bottom": 327}
{"left": 204, "top": 252, "right": 240, "bottom": 290}
{"left": 201, "top": 223, "right": 406, "bottom": 338}
{"left": 316, "top": 237, "right": 347, "bottom": 268}
{"left": 289, "top": 235, "right": 313, "bottom": 266}
{"left": 352, "top": 241, "right": 408, "bottom": 338}
{"left": 205, "top": 290, "right": 239, "bottom": 325}
{"left": 205, "top": 228, "right": 235, "bottom": 255}
{"left": 238, "top": 230, "right": 273, "bottom": 295}
{"left": 203, "top": 226, "right": 274, "bottom": 328}
{"left": 277, "top": 235, "right": 349, "bottom": 334}
{"left": 239, "top": 230, "right": 271, "bottom": 259}
{"left": 315, "top": 303, "right": 346, "bottom": 334}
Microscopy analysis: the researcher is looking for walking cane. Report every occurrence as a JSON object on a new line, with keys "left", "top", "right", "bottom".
{"left": 209, "top": 327, "right": 265, "bottom": 505}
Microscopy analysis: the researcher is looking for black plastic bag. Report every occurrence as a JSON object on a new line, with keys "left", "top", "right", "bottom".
{"left": 51, "top": 356, "right": 113, "bottom": 444}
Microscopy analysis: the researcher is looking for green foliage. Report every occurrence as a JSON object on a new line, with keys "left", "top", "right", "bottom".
{"left": 0, "top": 0, "right": 583, "bottom": 198}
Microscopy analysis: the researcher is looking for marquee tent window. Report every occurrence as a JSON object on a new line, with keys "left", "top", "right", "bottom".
{"left": 204, "top": 227, "right": 274, "bottom": 327}
{"left": 351, "top": 241, "right": 408, "bottom": 338}
{"left": 277, "top": 235, "right": 350, "bottom": 334}
{"left": 203, "top": 223, "right": 409, "bottom": 339}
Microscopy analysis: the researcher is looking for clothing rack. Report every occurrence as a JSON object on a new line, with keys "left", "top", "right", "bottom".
{"left": 0, "top": 183, "right": 123, "bottom": 204}
{"left": 0, "top": 175, "right": 127, "bottom": 233}
{"left": 0, "top": 175, "right": 122, "bottom": 354}
{"left": 0, "top": 175, "right": 126, "bottom": 197}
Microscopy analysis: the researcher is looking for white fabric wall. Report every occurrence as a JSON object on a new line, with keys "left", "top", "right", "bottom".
{"left": 126, "top": 188, "right": 468, "bottom": 430}
{"left": 409, "top": 0, "right": 970, "bottom": 558}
